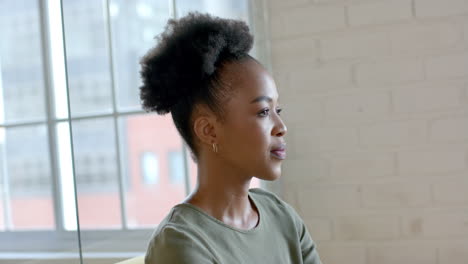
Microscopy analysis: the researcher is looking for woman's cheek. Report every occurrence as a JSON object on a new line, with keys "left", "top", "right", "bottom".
{"left": 233, "top": 116, "right": 270, "bottom": 147}
{"left": 252, "top": 124, "right": 270, "bottom": 146}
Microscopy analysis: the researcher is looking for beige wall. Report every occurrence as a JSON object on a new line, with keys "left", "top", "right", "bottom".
{"left": 266, "top": 0, "right": 468, "bottom": 263}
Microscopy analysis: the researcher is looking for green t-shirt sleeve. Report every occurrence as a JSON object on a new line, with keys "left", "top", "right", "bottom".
{"left": 145, "top": 226, "right": 215, "bottom": 264}
{"left": 284, "top": 203, "right": 322, "bottom": 264}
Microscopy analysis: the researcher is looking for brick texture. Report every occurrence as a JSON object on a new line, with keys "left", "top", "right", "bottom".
{"left": 267, "top": 0, "right": 468, "bottom": 263}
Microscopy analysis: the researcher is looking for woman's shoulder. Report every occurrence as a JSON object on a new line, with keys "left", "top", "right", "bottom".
{"left": 145, "top": 225, "right": 215, "bottom": 263}
{"left": 249, "top": 187, "right": 280, "bottom": 199}
{"left": 249, "top": 187, "right": 304, "bottom": 225}
{"left": 145, "top": 209, "right": 215, "bottom": 263}
{"left": 147, "top": 204, "right": 205, "bottom": 239}
{"left": 249, "top": 187, "right": 289, "bottom": 209}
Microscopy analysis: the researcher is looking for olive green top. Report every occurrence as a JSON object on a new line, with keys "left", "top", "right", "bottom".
{"left": 145, "top": 188, "right": 322, "bottom": 264}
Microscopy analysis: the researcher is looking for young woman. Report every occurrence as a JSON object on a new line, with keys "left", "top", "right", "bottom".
{"left": 140, "top": 12, "right": 322, "bottom": 264}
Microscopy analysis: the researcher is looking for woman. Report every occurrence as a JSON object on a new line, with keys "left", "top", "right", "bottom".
{"left": 140, "top": 12, "right": 322, "bottom": 264}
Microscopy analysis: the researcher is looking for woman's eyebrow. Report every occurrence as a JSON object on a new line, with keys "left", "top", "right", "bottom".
{"left": 250, "top": 95, "right": 272, "bottom": 104}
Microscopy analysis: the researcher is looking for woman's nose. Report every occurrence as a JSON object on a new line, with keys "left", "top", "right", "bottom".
{"left": 273, "top": 117, "right": 287, "bottom": 137}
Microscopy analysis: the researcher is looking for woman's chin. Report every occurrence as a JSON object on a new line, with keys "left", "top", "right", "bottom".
{"left": 261, "top": 168, "right": 282, "bottom": 181}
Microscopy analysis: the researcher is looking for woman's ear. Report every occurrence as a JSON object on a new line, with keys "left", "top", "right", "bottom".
{"left": 193, "top": 112, "right": 218, "bottom": 146}
{"left": 193, "top": 116, "right": 216, "bottom": 145}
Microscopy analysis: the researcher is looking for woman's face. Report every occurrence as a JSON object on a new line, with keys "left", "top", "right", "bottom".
{"left": 216, "top": 59, "right": 287, "bottom": 181}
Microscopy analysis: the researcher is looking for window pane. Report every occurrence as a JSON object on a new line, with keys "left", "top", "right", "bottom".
{"left": 71, "top": 117, "right": 121, "bottom": 229}
{"left": 168, "top": 151, "right": 184, "bottom": 184}
{"left": 0, "top": 127, "right": 6, "bottom": 231}
{"left": 119, "top": 113, "right": 186, "bottom": 229}
{"left": 1, "top": 125, "right": 54, "bottom": 230}
{"left": 185, "top": 149, "right": 197, "bottom": 193}
{"left": 62, "top": 0, "right": 113, "bottom": 116}
{"left": 176, "top": 0, "right": 250, "bottom": 20}
{"left": 109, "top": 0, "right": 172, "bottom": 110}
{"left": 141, "top": 152, "right": 160, "bottom": 185}
{"left": 0, "top": 183, "right": 3, "bottom": 230}
{"left": 0, "top": 0, "right": 46, "bottom": 123}
{"left": 56, "top": 121, "right": 78, "bottom": 231}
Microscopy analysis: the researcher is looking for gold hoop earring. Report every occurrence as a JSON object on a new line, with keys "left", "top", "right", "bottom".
{"left": 212, "top": 143, "right": 218, "bottom": 153}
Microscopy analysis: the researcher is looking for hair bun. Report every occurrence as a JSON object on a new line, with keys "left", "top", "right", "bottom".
{"left": 139, "top": 12, "right": 253, "bottom": 114}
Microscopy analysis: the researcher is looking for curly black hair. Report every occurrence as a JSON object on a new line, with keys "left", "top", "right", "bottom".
{"left": 139, "top": 12, "right": 254, "bottom": 160}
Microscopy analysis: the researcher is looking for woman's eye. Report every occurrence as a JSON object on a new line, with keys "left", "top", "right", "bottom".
{"left": 258, "top": 109, "right": 269, "bottom": 117}
{"left": 258, "top": 108, "right": 282, "bottom": 117}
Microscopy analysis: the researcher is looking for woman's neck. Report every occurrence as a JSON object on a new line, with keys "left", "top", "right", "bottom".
{"left": 182, "top": 159, "right": 259, "bottom": 230}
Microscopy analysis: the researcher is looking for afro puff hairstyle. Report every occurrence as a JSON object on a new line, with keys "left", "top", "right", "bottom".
{"left": 139, "top": 12, "right": 254, "bottom": 159}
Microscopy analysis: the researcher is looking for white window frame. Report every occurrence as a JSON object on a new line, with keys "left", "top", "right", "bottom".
{"left": 0, "top": 0, "right": 274, "bottom": 261}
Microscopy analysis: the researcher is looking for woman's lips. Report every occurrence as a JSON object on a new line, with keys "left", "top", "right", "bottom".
{"left": 270, "top": 149, "right": 286, "bottom": 160}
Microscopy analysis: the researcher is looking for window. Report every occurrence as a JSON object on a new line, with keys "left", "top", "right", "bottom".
{"left": 0, "top": 0, "right": 266, "bottom": 261}
{"left": 0, "top": 0, "right": 54, "bottom": 232}
{"left": 141, "top": 152, "right": 159, "bottom": 185}
{"left": 168, "top": 151, "right": 184, "bottom": 185}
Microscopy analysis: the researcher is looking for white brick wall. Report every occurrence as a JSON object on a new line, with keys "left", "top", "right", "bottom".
{"left": 347, "top": 0, "right": 413, "bottom": 26}
{"left": 389, "top": 21, "right": 464, "bottom": 55}
{"left": 334, "top": 214, "right": 400, "bottom": 240}
{"left": 317, "top": 244, "right": 366, "bottom": 264}
{"left": 361, "top": 182, "right": 432, "bottom": 207}
{"left": 320, "top": 31, "right": 390, "bottom": 60}
{"left": 271, "top": 5, "right": 346, "bottom": 38}
{"left": 267, "top": 0, "right": 468, "bottom": 263}
{"left": 432, "top": 174, "right": 468, "bottom": 205}
{"left": 414, "top": 0, "right": 468, "bottom": 18}
{"left": 439, "top": 243, "right": 468, "bottom": 264}
{"left": 425, "top": 52, "right": 468, "bottom": 79}
{"left": 355, "top": 57, "right": 425, "bottom": 86}
{"left": 367, "top": 244, "right": 438, "bottom": 264}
